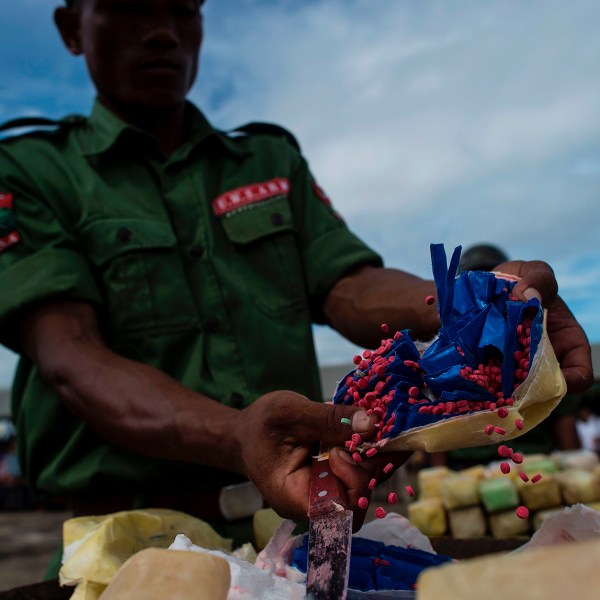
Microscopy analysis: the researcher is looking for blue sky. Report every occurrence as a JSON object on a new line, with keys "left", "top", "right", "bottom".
{"left": 0, "top": 0, "right": 599, "bottom": 387}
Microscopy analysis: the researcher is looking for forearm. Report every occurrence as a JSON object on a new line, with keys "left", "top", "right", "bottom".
{"left": 324, "top": 265, "right": 440, "bottom": 348}
{"left": 19, "top": 301, "right": 244, "bottom": 473}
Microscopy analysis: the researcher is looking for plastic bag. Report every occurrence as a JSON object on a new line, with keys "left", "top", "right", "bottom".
{"left": 333, "top": 244, "right": 566, "bottom": 453}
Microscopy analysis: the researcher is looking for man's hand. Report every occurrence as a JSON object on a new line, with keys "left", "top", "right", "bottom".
{"left": 497, "top": 260, "right": 593, "bottom": 394}
{"left": 236, "top": 391, "right": 411, "bottom": 530}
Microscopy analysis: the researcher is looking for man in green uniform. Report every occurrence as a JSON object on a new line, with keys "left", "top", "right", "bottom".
{"left": 0, "top": 0, "right": 593, "bottom": 559}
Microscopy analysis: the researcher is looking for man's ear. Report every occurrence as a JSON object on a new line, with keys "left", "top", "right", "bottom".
{"left": 54, "top": 7, "right": 83, "bottom": 56}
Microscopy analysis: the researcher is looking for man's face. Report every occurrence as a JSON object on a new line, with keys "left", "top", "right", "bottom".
{"left": 72, "top": 0, "right": 203, "bottom": 119}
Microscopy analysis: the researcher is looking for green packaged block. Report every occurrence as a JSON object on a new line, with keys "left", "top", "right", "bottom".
{"left": 479, "top": 477, "right": 520, "bottom": 513}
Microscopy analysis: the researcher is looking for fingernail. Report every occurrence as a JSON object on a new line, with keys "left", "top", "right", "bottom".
{"left": 523, "top": 287, "right": 542, "bottom": 303}
{"left": 352, "top": 410, "right": 372, "bottom": 434}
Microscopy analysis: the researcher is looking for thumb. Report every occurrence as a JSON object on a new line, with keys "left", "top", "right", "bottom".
{"left": 292, "top": 400, "right": 378, "bottom": 447}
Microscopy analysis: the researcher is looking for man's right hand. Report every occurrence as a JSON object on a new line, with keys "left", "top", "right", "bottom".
{"left": 236, "top": 391, "right": 412, "bottom": 531}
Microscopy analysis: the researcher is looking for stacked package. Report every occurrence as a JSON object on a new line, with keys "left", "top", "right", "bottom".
{"left": 408, "top": 450, "right": 600, "bottom": 538}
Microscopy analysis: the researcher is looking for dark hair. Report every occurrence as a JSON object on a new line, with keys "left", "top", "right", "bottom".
{"left": 458, "top": 244, "right": 509, "bottom": 274}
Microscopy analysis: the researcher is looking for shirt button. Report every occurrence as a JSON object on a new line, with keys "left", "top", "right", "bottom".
{"left": 270, "top": 212, "right": 284, "bottom": 227}
{"left": 230, "top": 393, "right": 244, "bottom": 409}
{"left": 204, "top": 317, "right": 221, "bottom": 333}
{"left": 190, "top": 245, "right": 204, "bottom": 259}
{"left": 116, "top": 227, "right": 132, "bottom": 242}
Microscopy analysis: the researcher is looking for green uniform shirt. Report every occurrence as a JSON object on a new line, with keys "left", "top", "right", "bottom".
{"left": 0, "top": 101, "right": 382, "bottom": 499}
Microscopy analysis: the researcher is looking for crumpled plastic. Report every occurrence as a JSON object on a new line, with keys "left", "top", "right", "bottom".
{"left": 59, "top": 508, "right": 232, "bottom": 600}
{"left": 169, "top": 533, "right": 306, "bottom": 600}
{"left": 517, "top": 503, "right": 600, "bottom": 550}
{"left": 333, "top": 243, "right": 566, "bottom": 452}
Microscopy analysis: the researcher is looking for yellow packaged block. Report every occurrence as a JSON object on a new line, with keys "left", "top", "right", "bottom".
{"left": 60, "top": 509, "right": 231, "bottom": 600}
{"left": 556, "top": 469, "right": 600, "bottom": 505}
{"left": 417, "top": 466, "right": 451, "bottom": 499}
{"left": 488, "top": 509, "right": 530, "bottom": 538}
{"left": 448, "top": 506, "right": 486, "bottom": 539}
{"left": 440, "top": 474, "right": 480, "bottom": 510}
{"left": 517, "top": 474, "right": 562, "bottom": 511}
{"left": 418, "top": 538, "right": 600, "bottom": 600}
{"left": 408, "top": 498, "right": 447, "bottom": 536}
{"left": 101, "top": 548, "right": 230, "bottom": 600}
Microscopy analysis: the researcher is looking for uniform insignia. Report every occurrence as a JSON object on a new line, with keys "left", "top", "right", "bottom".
{"left": 213, "top": 177, "right": 290, "bottom": 217}
{"left": 0, "top": 193, "right": 20, "bottom": 252}
{"left": 312, "top": 180, "right": 344, "bottom": 222}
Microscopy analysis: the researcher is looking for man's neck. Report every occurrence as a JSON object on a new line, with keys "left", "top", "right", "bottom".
{"left": 100, "top": 98, "right": 188, "bottom": 157}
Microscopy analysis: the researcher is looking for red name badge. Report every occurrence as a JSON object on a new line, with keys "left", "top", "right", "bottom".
{"left": 212, "top": 178, "right": 290, "bottom": 216}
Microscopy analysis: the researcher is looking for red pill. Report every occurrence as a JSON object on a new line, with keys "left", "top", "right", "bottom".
{"left": 515, "top": 419, "right": 524, "bottom": 430}
{"left": 425, "top": 295, "right": 435, "bottom": 305}
{"left": 515, "top": 506, "right": 529, "bottom": 519}
{"left": 531, "top": 473, "right": 543, "bottom": 483}
{"left": 405, "top": 485, "right": 415, "bottom": 497}
{"left": 388, "top": 492, "right": 398, "bottom": 505}
{"left": 500, "top": 462, "right": 511, "bottom": 474}
{"left": 358, "top": 497, "right": 369, "bottom": 510}
{"left": 498, "top": 445, "right": 512, "bottom": 458}
{"left": 408, "top": 386, "right": 420, "bottom": 399}
{"left": 383, "top": 462, "right": 394, "bottom": 474}
{"left": 484, "top": 424, "right": 495, "bottom": 435}
{"left": 381, "top": 323, "right": 389, "bottom": 333}
{"left": 366, "top": 448, "right": 378, "bottom": 457}
{"left": 519, "top": 472, "right": 529, "bottom": 482}
{"left": 497, "top": 407, "right": 509, "bottom": 418}
{"left": 352, "top": 452, "right": 362, "bottom": 463}
{"left": 493, "top": 426, "right": 506, "bottom": 435}
{"left": 512, "top": 453, "right": 524, "bottom": 464}
{"left": 375, "top": 507, "right": 387, "bottom": 519}
{"left": 368, "top": 478, "right": 377, "bottom": 490}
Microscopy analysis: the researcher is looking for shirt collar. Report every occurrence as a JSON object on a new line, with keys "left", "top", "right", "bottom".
{"left": 82, "top": 99, "right": 250, "bottom": 159}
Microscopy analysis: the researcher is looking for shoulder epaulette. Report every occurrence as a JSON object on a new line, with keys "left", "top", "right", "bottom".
{"left": 0, "top": 114, "right": 86, "bottom": 134}
{"left": 229, "top": 122, "right": 301, "bottom": 152}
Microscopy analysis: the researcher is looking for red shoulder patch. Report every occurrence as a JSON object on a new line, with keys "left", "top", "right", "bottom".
{"left": 0, "top": 193, "right": 21, "bottom": 253}
{"left": 312, "top": 181, "right": 344, "bottom": 222}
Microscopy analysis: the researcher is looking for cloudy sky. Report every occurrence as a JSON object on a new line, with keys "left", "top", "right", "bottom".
{"left": 0, "top": 0, "right": 599, "bottom": 389}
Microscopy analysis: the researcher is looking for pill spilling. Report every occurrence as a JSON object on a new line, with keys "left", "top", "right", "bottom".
{"left": 515, "top": 506, "right": 529, "bottom": 519}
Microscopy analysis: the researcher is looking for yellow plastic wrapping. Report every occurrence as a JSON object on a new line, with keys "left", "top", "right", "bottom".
{"left": 59, "top": 508, "right": 232, "bottom": 600}
{"left": 378, "top": 311, "right": 566, "bottom": 453}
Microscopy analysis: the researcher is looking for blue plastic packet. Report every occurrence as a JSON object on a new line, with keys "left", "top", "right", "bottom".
{"left": 332, "top": 244, "right": 566, "bottom": 453}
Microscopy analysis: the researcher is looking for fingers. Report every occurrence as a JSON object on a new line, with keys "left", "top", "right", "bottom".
{"left": 265, "top": 392, "right": 379, "bottom": 447}
{"left": 545, "top": 297, "right": 594, "bottom": 393}
{"left": 496, "top": 260, "right": 558, "bottom": 307}
{"left": 493, "top": 261, "right": 592, "bottom": 394}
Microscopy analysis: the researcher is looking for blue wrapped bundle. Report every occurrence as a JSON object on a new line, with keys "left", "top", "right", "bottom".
{"left": 333, "top": 244, "right": 566, "bottom": 453}
{"left": 292, "top": 535, "right": 453, "bottom": 593}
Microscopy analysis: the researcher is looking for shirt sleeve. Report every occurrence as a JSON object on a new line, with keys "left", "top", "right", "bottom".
{"left": 0, "top": 147, "right": 102, "bottom": 352}
{"left": 288, "top": 154, "right": 383, "bottom": 323}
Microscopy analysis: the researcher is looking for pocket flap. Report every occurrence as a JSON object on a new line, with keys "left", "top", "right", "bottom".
{"left": 220, "top": 197, "right": 295, "bottom": 244}
{"left": 80, "top": 217, "right": 177, "bottom": 266}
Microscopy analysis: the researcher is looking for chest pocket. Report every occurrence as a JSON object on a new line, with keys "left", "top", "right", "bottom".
{"left": 79, "top": 217, "right": 197, "bottom": 337}
{"left": 220, "top": 197, "right": 307, "bottom": 317}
